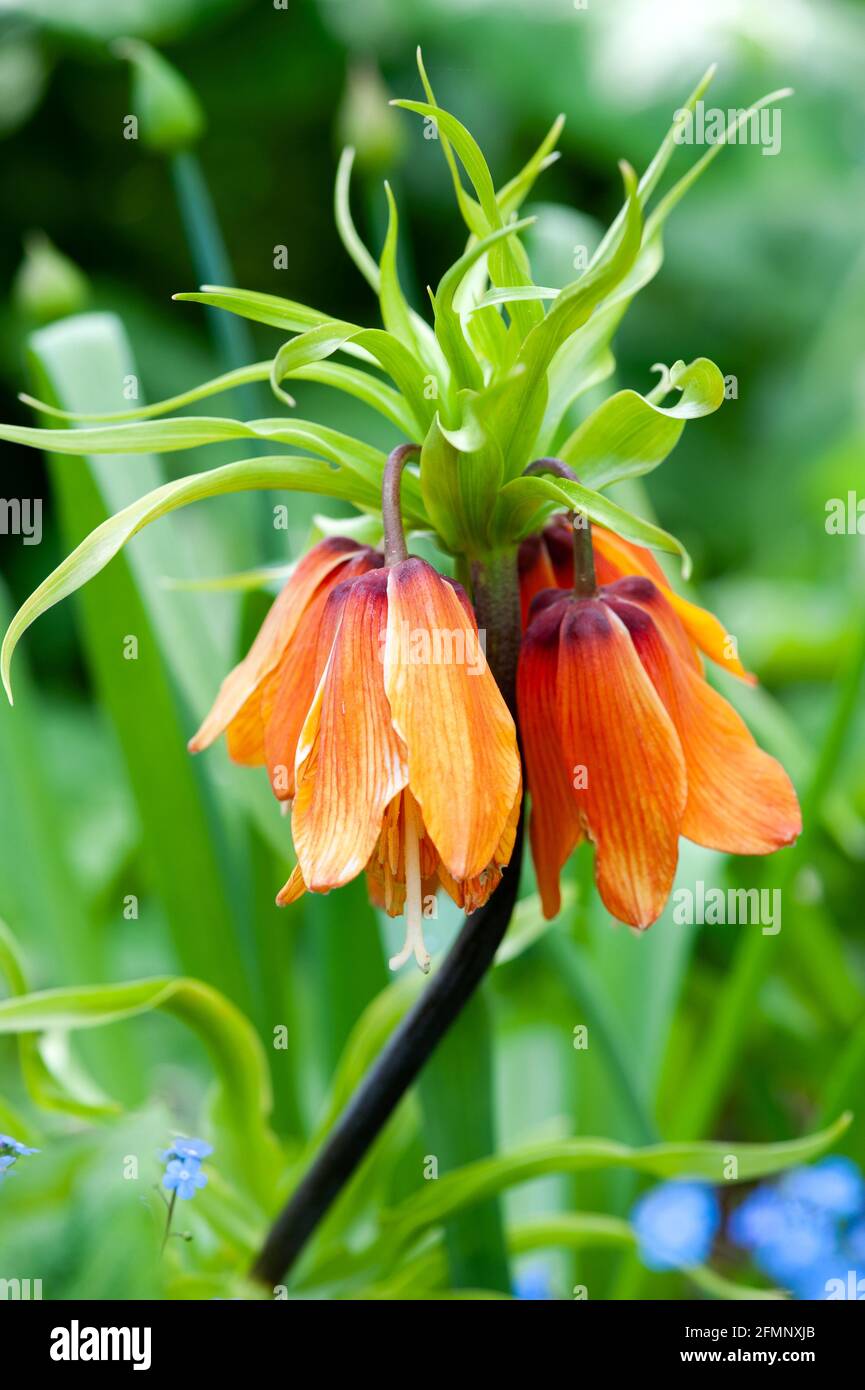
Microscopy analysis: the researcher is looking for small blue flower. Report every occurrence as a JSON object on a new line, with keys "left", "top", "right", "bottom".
{"left": 780, "top": 1158, "right": 865, "bottom": 1220}
{"left": 750, "top": 1202, "right": 836, "bottom": 1285}
{"left": 728, "top": 1184, "right": 790, "bottom": 1251}
{"left": 514, "top": 1265, "right": 553, "bottom": 1300}
{"left": 160, "top": 1136, "right": 213, "bottom": 1165}
{"left": 0, "top": 1133, "right": 39, "bottom": 1157}
{"left": 0, "top": 1154, "right": 17, "bottom": 1179}
{"left": 844, "top": 1217, "right": 865, "bottom": 1262}
{"left": 163, "top": 1158, "right": 207, "bottom": 1201}
{"left": 631, "top": 1180, "right": 720, "bottom": 1271}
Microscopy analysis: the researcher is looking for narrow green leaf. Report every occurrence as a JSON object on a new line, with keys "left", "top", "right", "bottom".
{"left": 269, "top": 320, "right": 431, "bottom": 435}
{"left": 558, "top": 357, "right": 726, "bottom": 489}
{"left": 22, "top": 358, "right": 418, "bottom": 437}
{"left": 0, "top": 919, "right": 119, "bottom": 1120}
{"left": 379, "top": 1114, "right": 851, "bottom": 1252}
{"left": 418, "top": 989, "right": 511, "bottom": 1293}
{"left": 495, "top": 471, "right": 692, "bottom": 576}
{"left": 334, "top": 146, "right": 381, "bottom": 293}
{"left": 2, "top": 454, "right": 376, "bottom": 702}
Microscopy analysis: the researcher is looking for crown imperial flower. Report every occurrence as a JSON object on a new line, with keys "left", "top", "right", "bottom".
{"left": 518, "top": 515, "right": 800, "bottom": 927}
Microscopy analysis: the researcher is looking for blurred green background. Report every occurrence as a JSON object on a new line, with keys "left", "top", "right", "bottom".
{"left": 1, "top": 0, "right": 864, "bottom": 1301}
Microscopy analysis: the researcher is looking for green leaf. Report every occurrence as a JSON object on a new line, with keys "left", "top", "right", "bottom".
{"left": 432, "top": 218, "right": 535, "bottom": 395}
{"left": 379, "top": 180, "right": 424, "bottom": 359}
{"left": 495, "top": 471, "right": 692, "bottom": 576}
{"left": 2, "top": 453, "right": 374, "bottom": 702}
{"left": 22, "top": 358, "right": 418, "bottom": 436}
{"left": 174, "top": 285, "right": 345, "bottom": 336}
{"left": 492, "top": 163, "right": 643, "bottom": 475}
{"left": 417, "top": 989, "right": 511, "bottom": 1293}
{"left": 496, "top": 115, "right": 565, "bottom": 220}
{"left": 558, "top": 357, "right": 726, "bottom": 489}
{"left": 470, "top": 285, "right": 559, "bottom": 311}
{"left": 421, "top": 388, "right": 507, "bottom": 552}
{"left": 378, "top": 1113, "right": 852, "bottom": 1254}
{"left": 0, "top": 919, "right": 119, "bottom": 1120}
{"left": 393, "top": 98, "right": 497, "bottom": 231}
{"left": 0, "top": 976, "right": 281, "bottom": 1207}
{"left": 334, "top": 146, "right": 381, "bottom": 293}
{"left": 269, "top": 320, "right": 431, "bottom": 435}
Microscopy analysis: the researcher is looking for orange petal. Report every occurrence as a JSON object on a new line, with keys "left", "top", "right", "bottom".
{"left": 276, "top": 862, "right": 307, "bottom": 907}
{"left": 593, "top": 524, "right": 754, "bottom": 683}
{"left": 557, "top": 598, "right": 686, "bottom": 928}
{"left": 602, "top": 575, "right": 701, "bottom": 674}
{"left": 517, "top": 598, "right": 582, "bottom": 919}
{"left": 291, "top": 569, "right": 409, "bottom": 892}
{"left": 384, "top": 558, "right": 521, "bottom": 882}
{"left": 189, "top": 538, "right": 366, "bottom": 757}
{"left": 592, "top": 524, "right": 669, "bottom": 587}
{"left": 262, "top": 551, "right": 381, "bottom": 800}
{"left": 518, "top": 535, "right": 556, "bottom": 629}
{"left": 607, "top": 595, "right": 801, "bottom": 855}
{"left": 664, "top": 588, "right": 755, "bottom": 684}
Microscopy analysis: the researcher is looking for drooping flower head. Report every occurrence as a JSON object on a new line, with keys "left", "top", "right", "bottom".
{"left": 192, "top": 452, "right": 521, "bottom": 972}
{"left": 518, "top": 512, "right": 800, "bottom": 927}
{"left": 279, "top": 554, "right": 521, "bottom": 968}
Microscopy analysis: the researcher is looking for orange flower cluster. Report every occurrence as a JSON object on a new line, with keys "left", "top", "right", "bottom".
{"left": 193, "top": 520, "right": 799, "bottom": 962}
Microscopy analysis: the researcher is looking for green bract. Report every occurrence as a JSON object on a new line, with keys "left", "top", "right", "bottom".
{"left": 1, "top": 54, "right": 792, "bottom": 698}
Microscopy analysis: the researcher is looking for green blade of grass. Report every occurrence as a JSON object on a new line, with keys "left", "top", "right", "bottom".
{"left": 417, "top": 986, "right": 511, "bottom": 1293}
{"left": 26, "top": 312, "right": 255, "bottom": 1012}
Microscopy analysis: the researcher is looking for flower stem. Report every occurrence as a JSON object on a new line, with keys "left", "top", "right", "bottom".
{"left": 250, "top": 815, "right": 523, "bottom": 1287}
{"left": 523, "top": 456, "right": 596, "bottom": 597}
{"left": 382, "top": 443, "right": 421, "bottom": 567}
{"left": 161, "top": 1189, "right": 177, "bottom": 1253}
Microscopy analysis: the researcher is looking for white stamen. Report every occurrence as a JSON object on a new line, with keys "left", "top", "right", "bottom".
{"left": 389, "top": 792, "right": 430, "bottom": 974}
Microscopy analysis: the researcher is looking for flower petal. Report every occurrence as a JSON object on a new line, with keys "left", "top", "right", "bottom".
{"left": 276, "top": 862, "right": 307, "bottom": 907}
{"left": 189, "top": 537, "right": 366, "bottom": 757}
{"left": 517, "top": 597, "right": 582, "bottom": 919}
{"left": 384, "top": 557, "right": 521, "bottom": 881}
{"left": 291, "top": 570, "right": 408, "bottom": 891}
{"left": 262, "top": 551, "right": 381, "bottom": 800}
{"left": 607, "top": 594, "right": 801, "bottom": 854}
{"left": 602, "top": 575, "right": 700, "bottom": 673}
{"left": 557, "top": 598, "right": 686, "bottom": 928}
{"left": 518, "top": 534, "right": 556, "bottom": 629}
{"left": 593, "top": 524, "right": 754, "bottom": 683}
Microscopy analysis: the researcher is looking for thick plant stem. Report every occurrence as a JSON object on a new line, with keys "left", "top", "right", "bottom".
{"left": 251, "top": 817, "right": 523, "bottom": 1287}
{"left": 250, "top": 544, "right": 524, "bottom": 1289}
{"left": 469, "top": 549, "right": 522, "bottom": 713}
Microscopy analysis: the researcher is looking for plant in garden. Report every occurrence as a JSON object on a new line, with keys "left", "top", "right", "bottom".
{"left": 0, "top": 52, "right": 831, "bottom": 1294}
